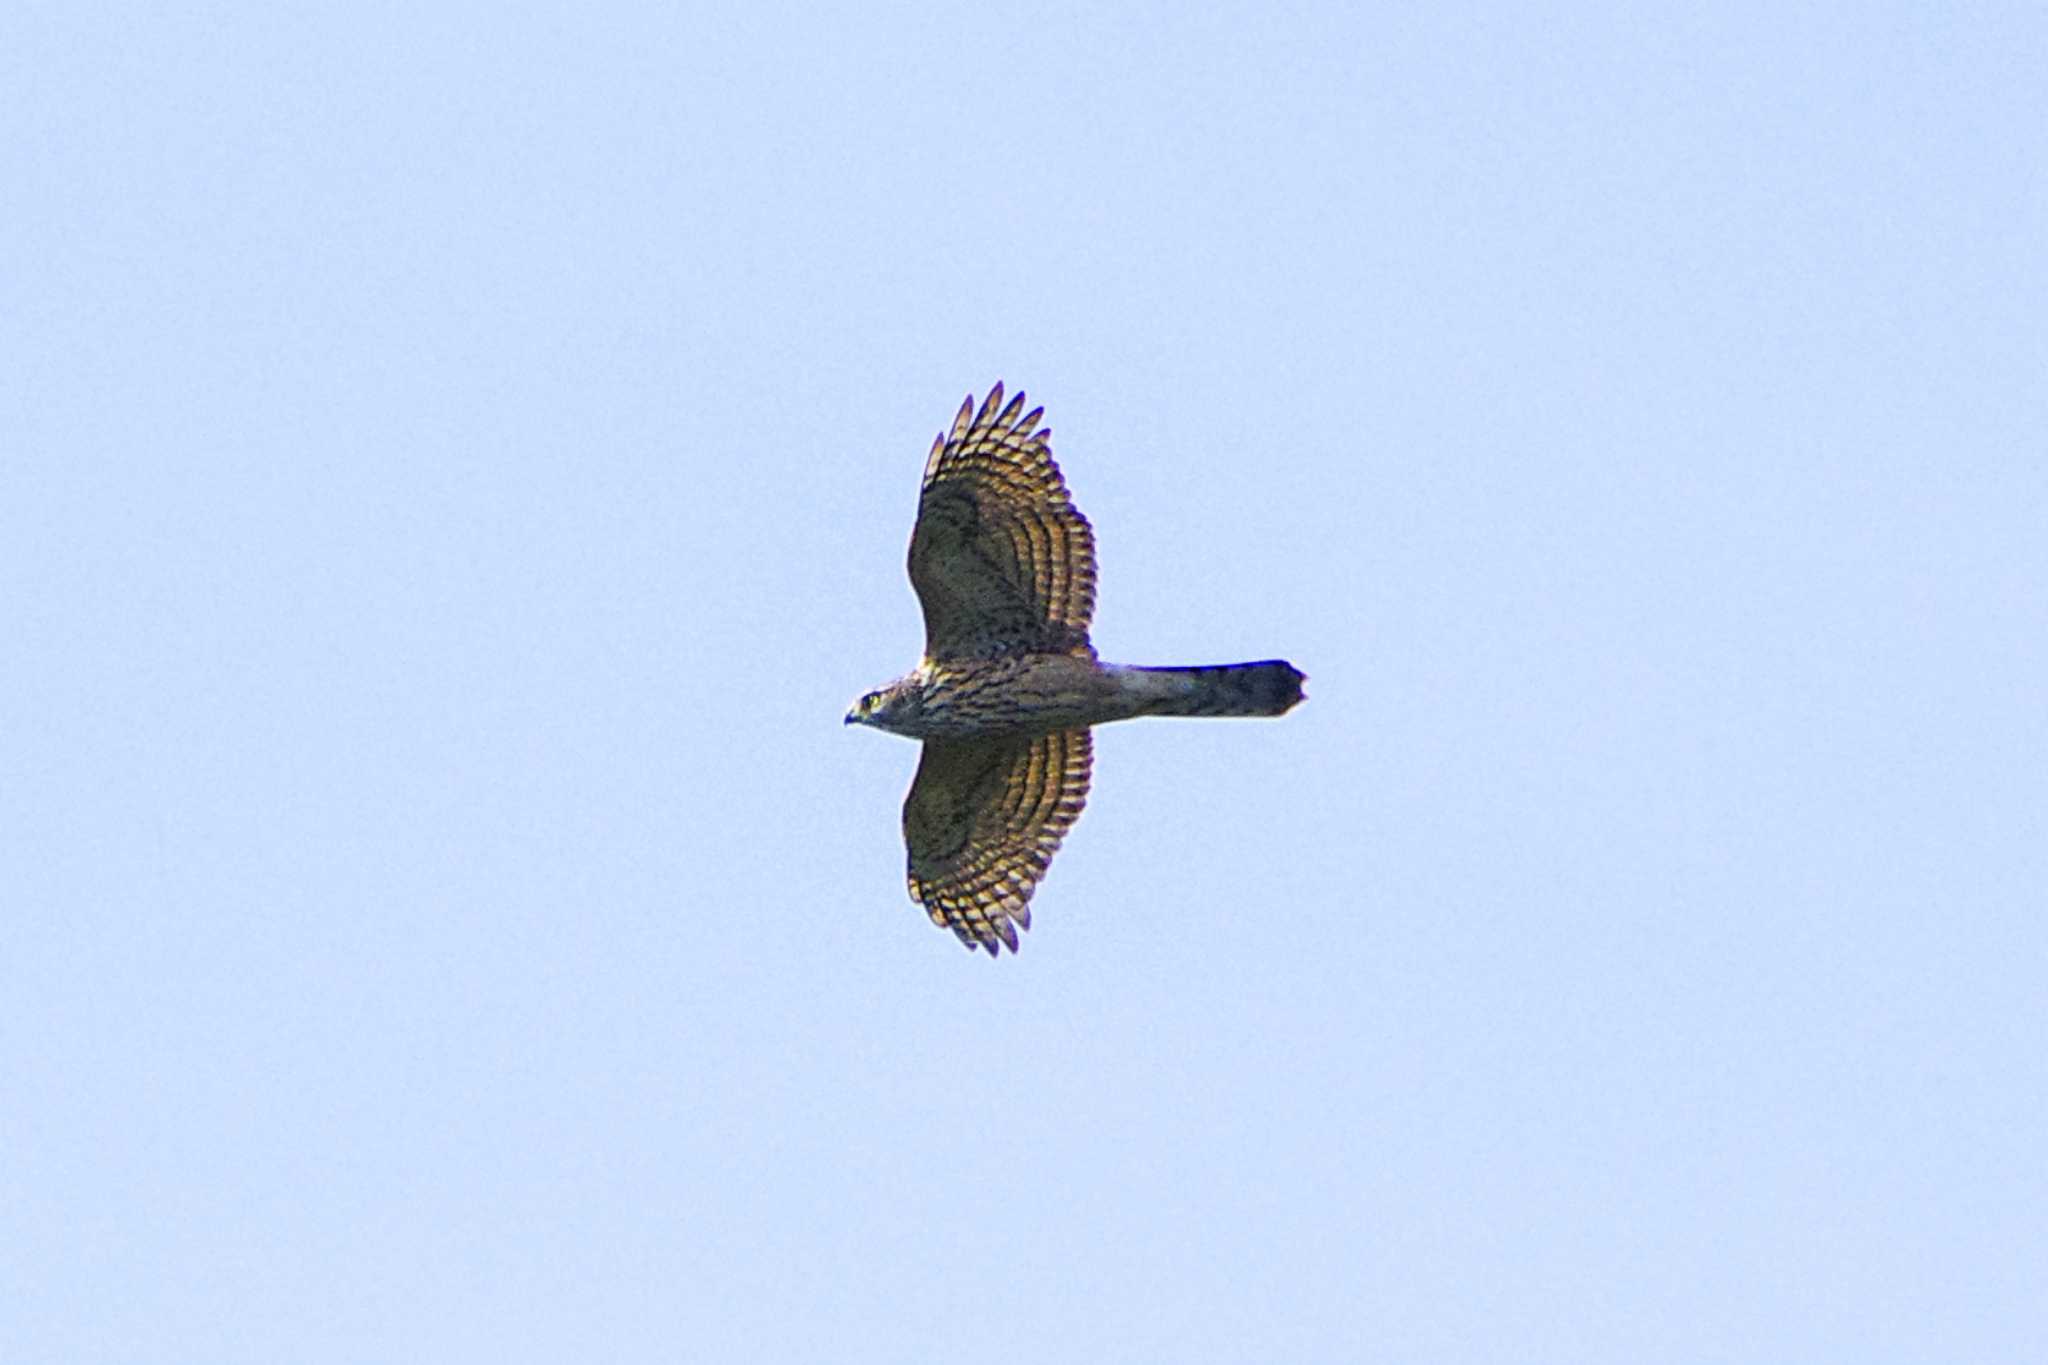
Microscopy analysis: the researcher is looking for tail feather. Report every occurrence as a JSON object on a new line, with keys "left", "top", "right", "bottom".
{"left": 1126, "top": 660, "right": 1306, "bottom": 718}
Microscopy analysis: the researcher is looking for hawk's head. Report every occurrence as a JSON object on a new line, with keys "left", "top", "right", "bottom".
{"left": 844, "top": 676, "right": 925, "bottom": 735}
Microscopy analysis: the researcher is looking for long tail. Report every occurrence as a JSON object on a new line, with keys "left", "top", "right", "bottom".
{"left": 1119, "top": 660, "right": 1306, "bottom": 718}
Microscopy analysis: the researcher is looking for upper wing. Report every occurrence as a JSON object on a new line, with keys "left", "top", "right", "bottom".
{"left": 908, "top": 384, "right": 1097, "bottom": 661}
{"left": 902, "top": 728, "right": 1093, "bottom": 956}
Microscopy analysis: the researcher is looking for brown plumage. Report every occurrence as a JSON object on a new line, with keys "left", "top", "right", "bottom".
{"left": 847, "top": 385, "right": 1305, "bottom": 956}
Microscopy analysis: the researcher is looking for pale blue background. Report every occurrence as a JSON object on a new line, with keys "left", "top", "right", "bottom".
{"left": 4, "top": 4, "right": 2042, "bottom": 1361}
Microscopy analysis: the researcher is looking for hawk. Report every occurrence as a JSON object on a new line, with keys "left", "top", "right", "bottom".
{"left": 846, "top": 384, "right": 1305, "bottom": 955}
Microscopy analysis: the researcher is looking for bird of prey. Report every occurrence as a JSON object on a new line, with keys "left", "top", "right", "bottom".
{"left": 846, "top": 384, "right": 1305, "bottom": 955}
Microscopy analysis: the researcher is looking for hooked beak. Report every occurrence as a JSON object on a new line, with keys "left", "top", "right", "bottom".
{"left": 843, "top": 707, "right": 858, "bottom": 726}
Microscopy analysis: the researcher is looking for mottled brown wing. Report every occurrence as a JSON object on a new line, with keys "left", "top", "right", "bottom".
{"left": 908, "top": 384, "right": 1097, "bottom": 661}
{"left": 902, "top": 728, "right": 1093, "bottom": 956}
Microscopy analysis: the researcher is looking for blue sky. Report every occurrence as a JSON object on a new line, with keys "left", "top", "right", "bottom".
{"left": 4, "top": 4, "right": 2042, "bottom": 1360}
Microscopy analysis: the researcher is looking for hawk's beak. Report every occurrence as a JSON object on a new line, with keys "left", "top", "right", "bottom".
{"left": 843, "top": 708, "right": 858, "bottom": 726}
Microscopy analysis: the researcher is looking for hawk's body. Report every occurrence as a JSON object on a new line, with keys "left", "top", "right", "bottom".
{"left": 847, "top": 385, "right": 1304, "bottom": 955}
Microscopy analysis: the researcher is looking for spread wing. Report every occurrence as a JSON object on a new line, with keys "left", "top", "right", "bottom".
{"left": 902, "top": 728, "right": 1093, "bottom": 956}
{"left": 908, "top": 384, "right": 1097, "bottom": 661}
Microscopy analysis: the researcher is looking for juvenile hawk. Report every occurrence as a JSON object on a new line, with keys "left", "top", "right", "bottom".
{"left": 846, "top": 384, "right": 1305, "bottom": 956}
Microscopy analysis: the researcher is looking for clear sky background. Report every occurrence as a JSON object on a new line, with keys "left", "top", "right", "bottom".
{"left": 4, "top": 4, "right": 2042, "bottom": 1361}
